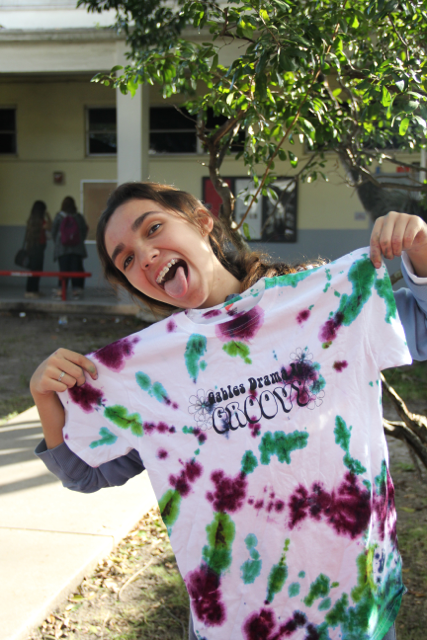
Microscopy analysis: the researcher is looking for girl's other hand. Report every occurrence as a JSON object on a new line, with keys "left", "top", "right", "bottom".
{"left": 370, "top": 211, "right": 427, "bottom": 277}
{"left": 30, "top": 348, "right": 98, "bottom": 398}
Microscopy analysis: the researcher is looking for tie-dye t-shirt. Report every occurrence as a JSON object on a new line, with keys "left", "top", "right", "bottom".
{"left": 62, "top": 248, "right": 411, "bottom": 640}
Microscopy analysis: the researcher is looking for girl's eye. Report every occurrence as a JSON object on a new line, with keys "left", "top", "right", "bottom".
{"left": 148, "top": 223, "right": 161, "bottom": 235}
{"left": 123, "top": 255, "right": 133, "bottom": 271}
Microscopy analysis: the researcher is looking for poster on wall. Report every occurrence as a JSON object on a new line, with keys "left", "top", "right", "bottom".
{"left": 202, "top": 177, "right": 297, "bottom": 242}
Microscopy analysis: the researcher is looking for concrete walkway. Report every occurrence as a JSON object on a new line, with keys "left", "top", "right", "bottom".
{"left": 0, "top": 406, "right": 157, "bottom": 640}
{"left": 0, "top": 283, "right": 159, "bottom": 323}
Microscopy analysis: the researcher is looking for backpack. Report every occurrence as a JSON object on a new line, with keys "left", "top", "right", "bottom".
{"left": 60, "top": 214, "right": 80, "bottom": 247}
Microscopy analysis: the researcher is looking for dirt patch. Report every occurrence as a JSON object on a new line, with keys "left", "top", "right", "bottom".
{"left": 0, "top": 311, "right": 147, "bottom": 423}
{"left": 0, "top": 312, "right": 425, "bottom": 639}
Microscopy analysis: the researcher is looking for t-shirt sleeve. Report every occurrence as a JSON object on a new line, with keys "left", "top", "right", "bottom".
{"left": 59, "top": 373, "right": 136, "bottom": 468}
{"left": 361, "top": 259, "right": 412, "bottom": 371}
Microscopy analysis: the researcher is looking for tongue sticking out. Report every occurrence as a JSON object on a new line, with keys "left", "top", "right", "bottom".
{"left": 164, "top": 265, "right": 188, "bottom": 299}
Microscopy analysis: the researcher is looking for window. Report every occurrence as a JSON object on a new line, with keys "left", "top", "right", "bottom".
{"left": 150, "top": 107, "right": 197, "bottom": 155}
{"left": 202, "top": 177, "right": 297, "bottom": 243}
{"left": 204, "top": 109, "right": 245, "bottom": 154}
{"left": 0, "top": 108, "right": 17, "bottom": 155}
{"left": 87, "top": 108, "right": 117, "bottom": 155}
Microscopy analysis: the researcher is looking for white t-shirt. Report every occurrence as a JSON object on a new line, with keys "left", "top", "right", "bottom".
{"left": 62, "top": 248, "right": 411, "bottom": 640}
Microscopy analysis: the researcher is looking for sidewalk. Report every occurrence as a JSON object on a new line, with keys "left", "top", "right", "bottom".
{"left": 0, "top": 283, "right": 159, "bottom": 322}
{"left": 0, "top": 406, "right": 157, "bottom": 640}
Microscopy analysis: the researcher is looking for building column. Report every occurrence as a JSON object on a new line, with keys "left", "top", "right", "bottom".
{"left": 116, "top": 47, "right": 149, "bottom": 184}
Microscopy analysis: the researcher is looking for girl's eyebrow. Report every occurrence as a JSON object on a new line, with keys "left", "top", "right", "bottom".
{"left": 111, "top": 210, "right": 160, "bottom": 264}
{"left": 131, "top": 210, "right": 158, "bottom": 232}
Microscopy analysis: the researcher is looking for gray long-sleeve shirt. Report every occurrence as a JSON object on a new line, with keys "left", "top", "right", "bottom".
{"left": 35, "top": 255, "right": 427, "bottom": 493}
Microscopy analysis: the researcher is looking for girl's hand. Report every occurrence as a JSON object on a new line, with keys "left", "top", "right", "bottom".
{"left": 30, "top": 348, "right": 98, "bottom": 398}
{"left": 370, "top": 211, "right": 427, "bottom": 277}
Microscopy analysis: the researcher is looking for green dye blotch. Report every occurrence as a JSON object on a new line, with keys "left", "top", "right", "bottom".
{"left": 265, "top": 268, "right": 315, "bottom": 289}
{"left": 182, "top": 426, "right": 194, "bottom": 434}
{"left": 323, "top": 283, "right": 331, "bottom": 293}
{"left": 136, "top": 372, "right": 168, "bottom": 403}
{"left": 331, "top": 581, "right": 339, "bottom": 588}
{"left": 89, "top": 427, "right": 117, "bottom": 449}
{"left": 151, "top": 381, "right": 168, "bottom": 403}
{"left": 318, "top": 597, "right": 332, "bottom": 611}
{"left": 259, "top": 430, "right": 309, "bottom": 465}
{"left": 304, "top": 573, "right": 331, "bottom": 607}
{"left": 222, "top": 340, "right": 252, "bottom": 364}
{"left": 104, "top": 405, "right": 143, "bottom": 436}
{"left": 266, "top": 538, "right": 290, "bottom": 603}
{"left": 185, "top": 334, "right": 207, "bottom": 382}
{"left": 325, "top": 593, "right": 349, "bottom": 627}
{"left": 135, "top": 371, "right": 150, "bottom": 390}
{"left": 334, "top": 290, "right": 341, "bottom": 297}
{"left": 202, "top": 512, "right": 235, "bottom": 575}
{"left": 369, "top": 381, "right": 373, "bottom": 387}
{"left": 159, "top": 489, "right": 181, "bottom": 528}
{"left": 336, "top": 257, "right": 376, "bottom": 327}
{"left": 334, "top": 416, "right": 366, "bottom": 475}
{"left": 241, "top": 450, "right": 258, "bottom": 475}
{"left": 195, "top": 448, "right": 200, "bottom": 455}
{"left": 299, "top": 570, "right": 306, "bottom": 578}
{"left": 200, "top": 360, "right": 207, "bottom": 371}
{"left": 222, "top": 294, "right": 243, "bottom": 306}
{"left": 343, "top": 452, "right": 367, "bottom": 475}
{"left": 375, "top": 460, "right": 388, "bottom": 494}
{"left": 311, "top": 372, "right": 326, "bottom": 394}
{"left": 288, "top": 582, "right": 300, "bottom": 597}
{"left": 245, "top": 533, "right": 257, "bottom": 549}
{"left": 241, "top": 535, "right": 262, "bottom": 584}
{"left": 375, "top": 275, "right": 397, "bottom": 324}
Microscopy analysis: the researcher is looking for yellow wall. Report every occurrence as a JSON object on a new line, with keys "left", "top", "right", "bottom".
{"left": 0, "top": 79, "right": 116, "bottom": 224}
{"left": 0, "top": 76, "right": 419, "bottom": 231}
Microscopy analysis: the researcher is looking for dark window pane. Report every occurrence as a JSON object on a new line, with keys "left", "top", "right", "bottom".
{"left": 0, "top": 109, "right": 15, "bottom": 132}
{"left": 204, "top": 108, "right": 245, "bottom": 152}
{"left": 89, "top": 133, "right": 117, "bottom": 154}
{"left": 0, "top": 133, "right": 16, "bottom": 154}
{"left": 150, "top": 107, "right": 195, "bottom": 131}
{"left": 150, "top": 131, "right": 197, "bottom": 154}
{"left": 88, "top": 108, "right": 116, "bottom": 127}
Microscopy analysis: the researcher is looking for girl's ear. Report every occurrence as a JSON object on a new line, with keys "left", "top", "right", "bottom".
{"left": 198, "top": 210, "right": 214, "bottom": 236}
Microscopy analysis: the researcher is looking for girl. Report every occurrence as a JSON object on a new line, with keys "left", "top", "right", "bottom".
{"left": 24, "top": 200, "right": 51, "bottom": 299}
{"left": 32, "top": 182, "right": 427, "bottom": 640}
{"left": 51, "top": 196, "right": 88, "bottom": 300}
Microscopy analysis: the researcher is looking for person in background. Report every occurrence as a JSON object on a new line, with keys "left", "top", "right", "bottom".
{"left": 52, "top": 196, "right": 88, "bottom": 300}
{"left": 24, "top": 200, "right": 51, "bottom": 299}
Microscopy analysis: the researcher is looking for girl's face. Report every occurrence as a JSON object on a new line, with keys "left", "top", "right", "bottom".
{"left": 104, "top": 198, "right": 240, "bottom": 309}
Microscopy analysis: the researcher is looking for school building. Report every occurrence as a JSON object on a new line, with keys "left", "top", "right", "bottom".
{"left": 0, "top": 0, "right": 413, "bottom": 294}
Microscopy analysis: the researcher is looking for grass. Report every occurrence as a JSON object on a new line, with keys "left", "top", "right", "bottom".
{"left": 384, "top": 361, "right": 427, "bottom": 404}
{"left": 0, "top": 394, "right": 34, "bottom": 425}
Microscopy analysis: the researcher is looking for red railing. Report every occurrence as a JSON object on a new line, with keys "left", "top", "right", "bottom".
{"left": 0, "top": 271, "right": 91, "bottom": 301}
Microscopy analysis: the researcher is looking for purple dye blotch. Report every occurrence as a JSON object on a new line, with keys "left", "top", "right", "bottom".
{"left": 206, "top": 470, "right": 247, "bottom": 513}
{"left": 215, "top": 306, "right": 264, "bottom": 342}
{"left": 68, "top": 383, "right": 104, "bottom": 413}
{"left": 94, "top": 336, "right": 139, "bottom": 371}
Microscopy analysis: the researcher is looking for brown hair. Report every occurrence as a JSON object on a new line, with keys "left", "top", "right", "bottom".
{"left": 61, "top": 196, "right": 77, "bottom": 215}
{"left": 96, "top": 182, "right": 323, "bottom": 314}
{"left": 26, "top": 200, "right": 47, "bottom": 247}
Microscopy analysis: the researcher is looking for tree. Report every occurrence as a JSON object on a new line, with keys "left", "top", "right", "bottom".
{"left": 80, "top": 0, "right": 427, "bottom": 471}
{"left": 81, "top": 0, "right": 427, "bottom": 238}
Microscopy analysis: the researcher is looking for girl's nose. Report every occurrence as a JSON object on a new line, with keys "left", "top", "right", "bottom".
{"left": 138, "top": 246, "right": 159, "bottom": 270}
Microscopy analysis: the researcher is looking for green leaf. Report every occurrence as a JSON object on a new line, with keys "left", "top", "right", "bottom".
{"left": 399, "top": 117, "right": 410, "bottom": 136}
{"left": 381, "top": 86, "right": 392, "bottom": 107}
{"left": 242, "top": 222, "right": 251, "bottom": 240}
